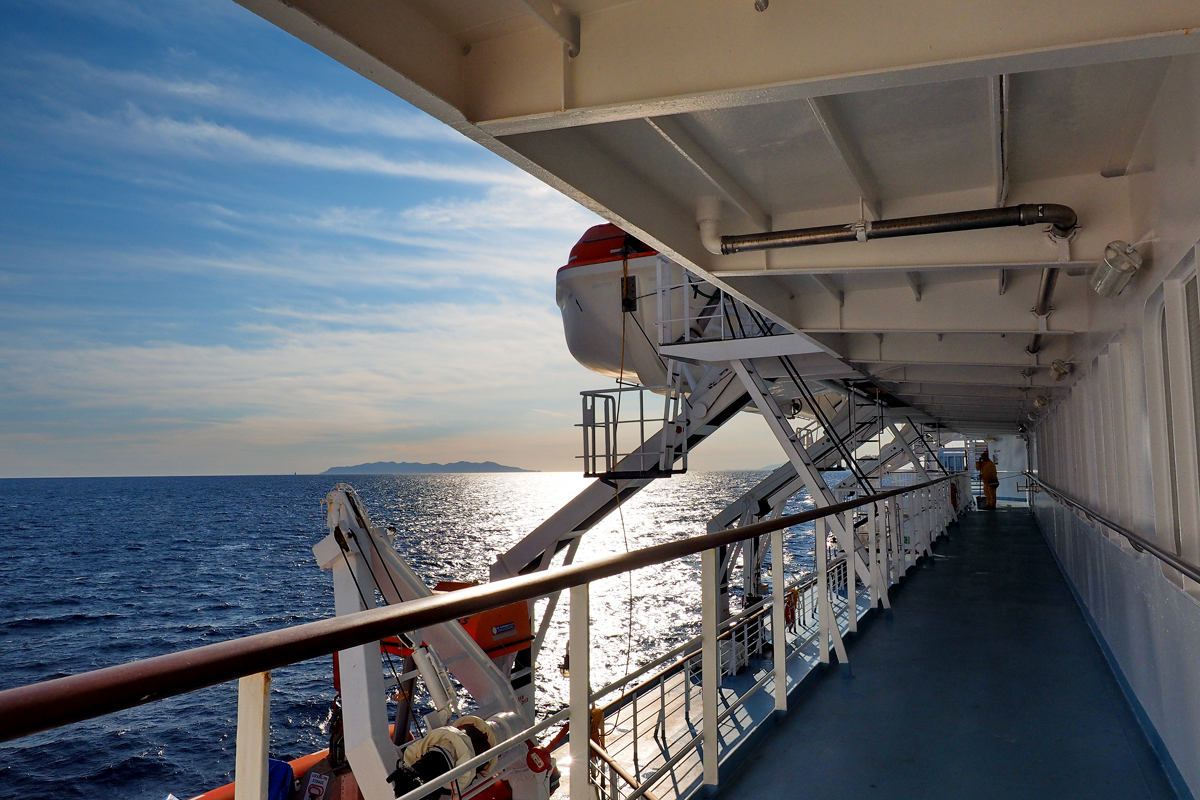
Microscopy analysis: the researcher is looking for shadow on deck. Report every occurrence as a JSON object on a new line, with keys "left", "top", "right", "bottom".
{"left": 714, "top": 508, "right": 1178, "bottom": 800}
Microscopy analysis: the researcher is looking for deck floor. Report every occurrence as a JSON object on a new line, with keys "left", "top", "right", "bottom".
{"left": 714, "top": 508, "right": 1177, "bottom": 800}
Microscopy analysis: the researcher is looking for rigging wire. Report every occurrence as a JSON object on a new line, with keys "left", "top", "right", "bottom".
{"left": 907, "top": 415, "right": 951, "bottom": 476}
{"left": 777, "top": 355, "right": 873, "bottom": 495}
{"left": 613, "top": 245, "right": 636, "bottom": 686}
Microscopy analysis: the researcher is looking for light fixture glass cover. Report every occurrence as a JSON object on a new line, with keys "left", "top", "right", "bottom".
{"left": 1090, "top": 240, "right": 1142, "bottom": 299}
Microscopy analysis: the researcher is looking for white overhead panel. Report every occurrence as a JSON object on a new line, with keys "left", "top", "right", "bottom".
{"left": 1008, "top": 58, "right": 1173, "bottom": 181}
{"left": 819, "top": 78, "right": 995, "bottom": 203}
{"left": 665, "top": 100, "right": 860, "bottom": 220}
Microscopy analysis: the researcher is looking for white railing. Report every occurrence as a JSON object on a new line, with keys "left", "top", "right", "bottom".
{"left": 0, "top": 475, "right": 971, "bottom": 800}
{"left": 579, "top": 381, "right": 688, "bottom": 479}
{"left": 655, "top": 259, "right": 782, "bottom": 347}
{"left": 223, "top": 476, "right": 969, "bottom": 800}
{"left": 229, "top": 475, "right": 972, "bottom": 800}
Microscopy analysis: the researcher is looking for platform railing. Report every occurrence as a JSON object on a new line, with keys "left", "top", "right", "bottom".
{"left": 0, "top": 474, "right": 967, "bottom": 800}
{"left": 654, "top": 258, "right": 782, "bottom": 347}
{"left": 1024, "top": 473, "right": 1200, "bottom": 583}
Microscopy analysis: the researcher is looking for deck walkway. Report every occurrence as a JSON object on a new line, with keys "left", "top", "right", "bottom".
{"left": 714, "top": 507, "right": 1176, "bottom": 799}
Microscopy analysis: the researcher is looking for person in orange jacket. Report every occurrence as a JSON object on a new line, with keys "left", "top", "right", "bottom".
{"left": 977, "top": 451, "right": 999, "bottom": 509}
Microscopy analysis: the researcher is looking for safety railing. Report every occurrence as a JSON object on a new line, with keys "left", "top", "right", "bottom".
{"left": 0, "top": 473, "right": 967, "bottom": 800}
{"left": 579, "top": 372, "right": 689, "bottom": 480}
{"left": 1024, "top": 473, "right": 1200, "bottom": 583}
{"left": 654, "top": 258, "right": 782, "bottom": 347}
{"left": 583, "top": 556, "right": 849, "bottom": 800}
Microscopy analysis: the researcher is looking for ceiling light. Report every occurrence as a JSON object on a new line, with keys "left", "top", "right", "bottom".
{"left": 1090, "top": 241, "right": 1142, "bottom": 299}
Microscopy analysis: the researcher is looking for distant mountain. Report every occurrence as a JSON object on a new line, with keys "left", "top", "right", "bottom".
{"left": 322, "top": 460, "right": 533, "bottom": 475}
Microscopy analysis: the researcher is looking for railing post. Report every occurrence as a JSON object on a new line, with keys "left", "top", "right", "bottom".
{"left": 846, "top": 511, "right": 857, "bottom": 633}
{"left": 919, "top": 488, "right": 929, "bottom": 556}
{"left": 570, "top": 583, "right": 591, "bottom": 800}
{"left": 770, "top": 527, "right": 786, "bottom": 712}
{"left": 925, "top": 486, "right": 933, "bottom": 551}
{"left": 701, "top": 547, "right": 719, "bottom": 785}
{"left": 234, "top": 671, "right": 270, "bottom": 800}
{"left": 868, "top": 501, "right": 889, "bottom": 610}
{"left": 815, "top": 518, "right": 848, "bottom": 665}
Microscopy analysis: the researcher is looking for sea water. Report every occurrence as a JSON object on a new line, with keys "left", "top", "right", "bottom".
{"left": 0, "top": 472, "right": 819, "bottom": 799}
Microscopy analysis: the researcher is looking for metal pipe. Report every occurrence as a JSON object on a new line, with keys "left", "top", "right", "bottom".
{"left": 0, "top": 476, "right": 953, "bottom": 744}
{"left": 718, "top": 203, "right": 1077, "bottom": 255}
{"left": 1027, "top": 266, "right": 1061, "bottom": 354}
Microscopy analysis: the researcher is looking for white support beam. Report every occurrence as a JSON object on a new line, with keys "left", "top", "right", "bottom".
{"left": 888, "top": 422, "right": 931, "bottom": 481}
{"left": 904, "top": 271, "right": 923, "bottom": 302}
{"left": 646, "top": 116, "right": 770, "bottom": 230}
{"left": 712, "top": 259, "right": 1099, "bottom": 279}
{"left": 701, "top": 548, "right": 720, "bottom": 785}
{"left": 1100, "top": 57, "right": 1172, "bottom": 177}
{"left": 569, "top": 583, "right": 591, "bottom": 800}
{"left": 470, "top": 8, "right": 1200, "bottom": 135}
{"left": 825, "top": 331, "right": 1077, "bottom": 367}
{"left": 807, "top": 96, "right": 882, "bottom": 220}
{"left": 811, "top": 274, "right": 845, "bottom": 307}
{"left": 771, "top": 527, "right": 787, "bottom": 712}
{"left": 867, "top": 363, "right": 1070, "bottom": 388}
{"left": 815, "top": 517, "right": 849, "bottom": 665}
{"left": 988, "top": 74, "right": 1009, "bottom": 207}
{"left": 517, "top": 0, "right": 580, "bottom": 57}
{"left": 235, "top": 672, "right": 271, "bottom": 800}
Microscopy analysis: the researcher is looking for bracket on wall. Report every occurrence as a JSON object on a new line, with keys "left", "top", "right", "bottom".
{"left": 905, "top": 271, "right": 922, "bottom": 302}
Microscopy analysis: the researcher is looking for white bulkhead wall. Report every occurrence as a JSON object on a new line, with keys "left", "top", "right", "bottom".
{"left": 1030, "top": 50, "right": 1200, "bottom": 797}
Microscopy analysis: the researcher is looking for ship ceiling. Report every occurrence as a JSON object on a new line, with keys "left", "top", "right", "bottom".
{"left": 237, "top": 0, "right": 1200, "bottom": 436}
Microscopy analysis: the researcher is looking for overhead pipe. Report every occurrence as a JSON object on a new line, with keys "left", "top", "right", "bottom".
{"left": 1027, "top": 265, "right": 1061, "bottom": 355}
{"left": 700, "top": 202, "right": 1077, "bottom": 255}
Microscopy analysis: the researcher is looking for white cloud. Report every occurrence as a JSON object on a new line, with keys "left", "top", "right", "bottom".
{"left": 20, "top": 53, "right": 468, "bottom": 145}
{"left": 0, "top": 300, "right": 597, "bottom": 476}
{"left": 303, "top": 185, "right": 599, "bottom": 251}
{"left": 118, "top": 112, "right": 523, "bottom": 185}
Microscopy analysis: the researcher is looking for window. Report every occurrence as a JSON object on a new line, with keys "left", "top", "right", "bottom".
{"left": 1162, "top": 306, "right": 1183, "bottom": 554}
{"left": 1188, "top": 276, "right": 1200, "bottom": 486}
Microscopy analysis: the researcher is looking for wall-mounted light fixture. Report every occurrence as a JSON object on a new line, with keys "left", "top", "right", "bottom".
{"left": 1090, "top": 240, "right": 1143, "bottom": 299}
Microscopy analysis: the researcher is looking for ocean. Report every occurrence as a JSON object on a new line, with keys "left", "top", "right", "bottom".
{"left": 0, "top": 472, "right": 819, "bottom": 799}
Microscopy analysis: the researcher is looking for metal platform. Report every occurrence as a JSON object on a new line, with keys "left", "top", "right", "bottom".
{"left": 714, "top": 509, "right": 1177, "bottom": 799}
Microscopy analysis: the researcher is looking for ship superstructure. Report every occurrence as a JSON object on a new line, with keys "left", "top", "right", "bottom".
{"left": 2, "top": 3, "right": 1200, "bottom": 799}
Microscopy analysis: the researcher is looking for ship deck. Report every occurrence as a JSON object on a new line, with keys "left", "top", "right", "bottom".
{"left": 715, "top": 508, "right": 1177, "bottom": 799}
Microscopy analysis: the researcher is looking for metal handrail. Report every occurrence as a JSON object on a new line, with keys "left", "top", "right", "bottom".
{"left": 590, "top": 740, "right": 660, "bottom": 800}
{"left": 0, "top": 475, "right": 953, "bottom": 743}
{"left": 1024, "top": 473, "right": 1200, "bottom": 584}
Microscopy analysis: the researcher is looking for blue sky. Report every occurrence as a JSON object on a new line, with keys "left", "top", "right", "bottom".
{"left": 0, "top": 0, "right": 779, "bottom": 477}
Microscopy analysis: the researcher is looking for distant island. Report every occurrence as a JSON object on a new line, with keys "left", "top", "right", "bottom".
{"left": 322, "top": 460, "right": 534, "bottom": 475}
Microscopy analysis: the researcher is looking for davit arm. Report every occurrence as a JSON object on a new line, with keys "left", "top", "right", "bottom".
{"left": 316, "top": 485, "right": 547, "bottom": 800}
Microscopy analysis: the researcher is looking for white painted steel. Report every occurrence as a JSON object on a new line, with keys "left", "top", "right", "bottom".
{"left": 311, "top": 480, "right": 951, "bottom": 800}
{"left": 771, "top": 527, "right": 786, "bottom": 712}
{"left": 569, "top": 583, "right": 591, "bottom": 800}
{"left": 236, "top": 0, "right": 1200, "bottom": 441}
{"left": 1033, "top": 490, "right": 1200, "bottom": 794}
{"left": 234, "top": 671, "right": 270, "bottom": 800}
{"left": 313, "top": 518, "right": 397, "bottom": 800}
{"left": 815, "top": 518, "right": 849, "bottom": 665}
{"left": 701, "top": 548, "right": 719, "bottom": 785}
{"left": 845, "top": 512, "right": 857, "bottom": 635}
